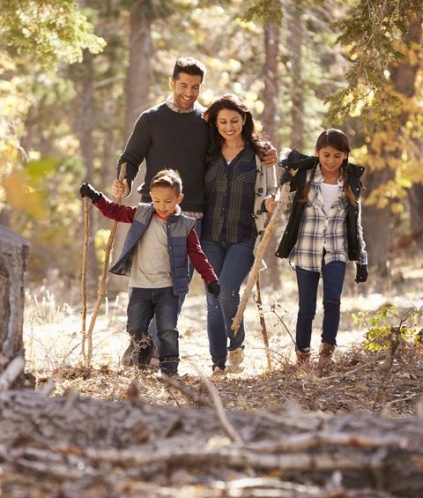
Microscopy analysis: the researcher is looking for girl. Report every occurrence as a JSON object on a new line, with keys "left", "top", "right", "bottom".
{"left": 276, "top": 129, "right": 368, "bottom": 373}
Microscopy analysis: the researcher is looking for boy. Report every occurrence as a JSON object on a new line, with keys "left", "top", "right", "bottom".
{"left": 80, "top": 169, "right": 220, "bottom": 376}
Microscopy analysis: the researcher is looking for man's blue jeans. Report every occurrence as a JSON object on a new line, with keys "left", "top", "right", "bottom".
{"left": 295, "top": 260, "right": 346, "bottom": 352}
{"left": 127, "top": 287, "right": 179, "bottom": 373}
{"left": 201, "top": 239, "right": 255, "bottom": 368}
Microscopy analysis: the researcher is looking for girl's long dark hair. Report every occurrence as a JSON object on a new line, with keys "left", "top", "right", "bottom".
{"left": 301, "top": 128, "right": 356, "bottom": 206}
{"left": 204, "top": 94, "right": 269, "bottom": 161}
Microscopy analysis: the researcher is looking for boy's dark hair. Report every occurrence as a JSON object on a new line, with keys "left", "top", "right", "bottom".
{"left": 150, "top": 169, "right": 183, "bottom": 196}
{"left": 172, "top": 57, "right": 206, "bottom": 82}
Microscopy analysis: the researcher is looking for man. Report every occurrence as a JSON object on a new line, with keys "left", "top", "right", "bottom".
{"left": 112, "top": 57, "right": 208, "bottom": 234}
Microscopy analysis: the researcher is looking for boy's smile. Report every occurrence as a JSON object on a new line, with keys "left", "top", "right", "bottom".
{"left": 150, "top": 185, "right": 184, "bottom": 219}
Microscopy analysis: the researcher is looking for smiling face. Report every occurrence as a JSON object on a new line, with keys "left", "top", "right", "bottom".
{"left": 170, "top": 73, "right": 202, "bottom": 111}
{"left": 150, "top": 186, "right": 184, "bottom": 219}
{"left": 316, "top": 145, "right": 348, "bottom": 178}
{"left": 215, "top": 108, "right": 246, "bottom": 143}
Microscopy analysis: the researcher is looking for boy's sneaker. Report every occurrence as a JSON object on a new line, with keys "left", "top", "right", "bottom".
{"left": 159, "top": 356, "right": 179, "bottom": 377}
{"left": 122, "top": 340, "right": 139, "bottom": 367}
{"left": 226, "top": 348, "right": 244, "bottom": 373}
{"left": 137, "top": 338, "right": 157, "bottom": 370}
{"left": 122, "top": 335, "right": 156, "bottom": 369}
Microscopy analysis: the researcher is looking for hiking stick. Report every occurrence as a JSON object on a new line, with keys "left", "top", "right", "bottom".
{"left": 253, "top": 272, "right": 272, "bottom": 370}
{"left": 231, "top": 173, "right": 295, "bottom": 334}
{"left": 85, "top": 164, "right": 127, "bottom": 367}
{"left": 81, "top": 196, "right": 90, "bottom": 360}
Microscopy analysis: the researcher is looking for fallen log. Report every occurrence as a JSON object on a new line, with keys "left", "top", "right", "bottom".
{"left": 0, "top": 383, "right": 422, "bottom": 498}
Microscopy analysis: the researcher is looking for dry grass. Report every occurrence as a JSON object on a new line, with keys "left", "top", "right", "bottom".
{"left": 23, "top": 258, "right": 423, "bottom": 417}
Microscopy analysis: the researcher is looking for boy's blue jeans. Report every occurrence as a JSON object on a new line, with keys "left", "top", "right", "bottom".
{"left": 295, "top": 260, "right": 346, "bottom": 352}
{"left": 147, "top": 218, "right": 202, "bottom": 347}
{"left": 127, "top": 287, "right": 179, "bottom": 374}
{"left": 201, "top": 239, "right": 255, "bottom": 369}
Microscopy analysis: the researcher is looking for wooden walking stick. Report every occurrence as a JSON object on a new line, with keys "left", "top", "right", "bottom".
{"left": 231, "top": 170, "right": 296, "bottom": 335}
{"left": 81, "top": 196, "right": 90, "bottom": 360}
{"left": 85, "top": 164, "right": 127, "bottom": 367}
{"left": 253, "top": 272, "right": 272, "bottom": 370}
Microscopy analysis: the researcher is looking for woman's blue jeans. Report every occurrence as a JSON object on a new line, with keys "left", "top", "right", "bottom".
{"left": 295, "top": 260, "right": 346, "bottom": 352}
{"left": 127, "top": 287, "right": 179, "bottom": 373}
{"left": 201, "top": 239, "right": 255, "bottom": 368}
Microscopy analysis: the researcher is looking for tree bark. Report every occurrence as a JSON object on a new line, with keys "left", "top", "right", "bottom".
{"left": 109, "top": 5, "right": 153, "bottom": 294}
{"left": 286, "top": 1, "right": 305, "bottom": 150}
{"left": 72, "top": 50, "right": 99, "bottom": 294}
{"left": 361, "top": 166, "right": 395, "bottom": 276}
{"left": 260, "top": 22, "right": 282, "bottom": 290}
{"left": 408, "top": 182, "right": 423, "bottom": 234}
{"left": 0, "top": 225, "right": 29, "bottom": 385}
{"left": 262, "top": 23, "right": 280, "bottom": 150}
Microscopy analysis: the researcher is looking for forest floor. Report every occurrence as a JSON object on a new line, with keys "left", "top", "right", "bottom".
{"left": 22, "top": 243, "right": 423, "bottom": 419}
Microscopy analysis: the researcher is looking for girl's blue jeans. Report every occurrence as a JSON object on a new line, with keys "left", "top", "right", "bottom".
{"left": 295, "top": 260, "right": 346, "bottom": 352}
{"left": 201, "top": 239, "right": 255, "bottom": 368}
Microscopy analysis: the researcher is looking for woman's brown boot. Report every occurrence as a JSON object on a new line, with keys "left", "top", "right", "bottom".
{"left": 317, "top": 342, "right": 335, "bottom": 374}
{"left": 296, "top": 348, "right": 311, "bottom": 367}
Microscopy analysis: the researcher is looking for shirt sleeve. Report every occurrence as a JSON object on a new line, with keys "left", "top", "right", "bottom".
{"left": 356, "top": 199, "right": 368, "bottom": 265}
{"left": 117, "top": 112, "right": 152, "bottom": 193}
{"left": 94, "top": 195, "right": 136, "bottom": 223}
{"left": 186, "top": 229, "right": 218, "bottom": 283}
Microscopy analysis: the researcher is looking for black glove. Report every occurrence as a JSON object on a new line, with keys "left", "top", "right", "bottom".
{"left": 80, "top": 183, "right": 101, "bottom": 202}
{"left": 280, "top": 169, "right": 293, "bottom": 185}
{"left": 355, "top": 264, "right": 368, "bottom": 283}
{"left": 207, "top": 281, "right": 221, "bottom": 298}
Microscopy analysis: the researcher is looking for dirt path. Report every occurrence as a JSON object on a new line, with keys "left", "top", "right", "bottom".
{"left": 23, "top": 263, "right": 423, "bottom": 416}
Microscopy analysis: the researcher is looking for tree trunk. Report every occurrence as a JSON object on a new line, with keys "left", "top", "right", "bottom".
{"left": 403, "top": 18, "right": 423, "bottom": 235}
{"left": 286, "top": 1, "right": 305, "bottom": 150}
{"left": 260, "top": 22, "right": 282, "bottom": 290}
{"left": 0, "top": 225, "right": 29, "bottom": 386}
{"left": 109, "top": 6, "right": 152, "bottom": 294}
{"left": 361, "top": 163, "right": 395, "bottom": 277}
{"left": 72, "top": 50, "right": 99, "bottom": 295}
{"left": 362, "top": 16, "right": 421, "bottom": 274}
{"left": 262, "top": 23, "right": 280, "bottom": 149}
{"left": 408, "top": 182, "right": 423, "bottom": 234}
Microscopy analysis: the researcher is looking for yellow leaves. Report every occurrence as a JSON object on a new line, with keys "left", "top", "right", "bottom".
{"left": 4, "top": 169, "right": 48, "bottom": 219}
{"left": 369, "top": 129, "right": 399, "bottom": 155}
{"left": 363, "top": 180, "right": 407, "bottom": 210}
{"left": 2, "top": 155, "right": 59, "bottom": 219}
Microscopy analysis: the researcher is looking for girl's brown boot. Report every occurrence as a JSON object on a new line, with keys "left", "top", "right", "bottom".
{"left": 317, "top": 342, "right": 335, "bottom": 374}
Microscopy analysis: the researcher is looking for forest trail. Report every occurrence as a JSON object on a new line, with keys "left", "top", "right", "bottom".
{"left": 23, "top": 255, "right": 423, "bottom": 416}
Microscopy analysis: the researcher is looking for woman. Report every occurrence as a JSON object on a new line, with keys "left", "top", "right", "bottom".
{"left": 276, "top": 129, "right": 368, "bottom": 373}
{"left": 202, "top": 94, "right": 277, "bottom": 375}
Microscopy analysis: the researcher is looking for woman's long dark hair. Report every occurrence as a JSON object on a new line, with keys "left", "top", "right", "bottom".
{"left": 301, "top": 128, "right": 356, "bottom": 206}
{"left": 203, "top": 94, "right": 269, "bottom": 161}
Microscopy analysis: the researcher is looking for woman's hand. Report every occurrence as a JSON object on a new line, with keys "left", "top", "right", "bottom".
{"left": 264, "top": 197, "right": 277, "bottom": 213}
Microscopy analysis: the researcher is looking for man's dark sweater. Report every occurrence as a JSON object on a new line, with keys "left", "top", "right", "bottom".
{"left": 118, "top": 102, "right": 209, "bottom": 213}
